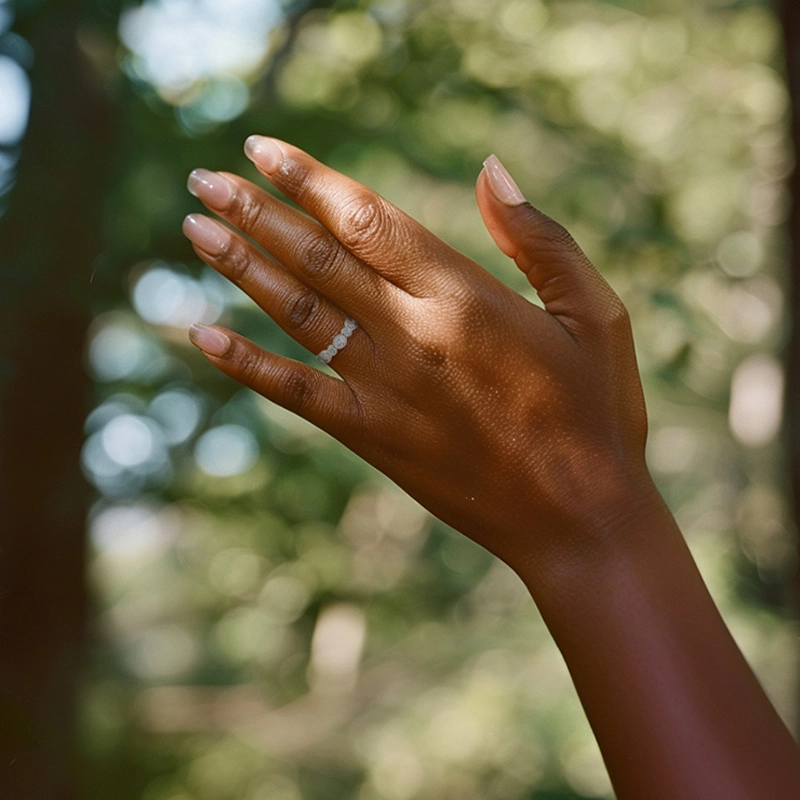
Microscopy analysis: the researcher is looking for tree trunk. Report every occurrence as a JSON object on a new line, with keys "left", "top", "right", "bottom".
{"left": 0, "top": 3, "right": 116, "bottom": 797}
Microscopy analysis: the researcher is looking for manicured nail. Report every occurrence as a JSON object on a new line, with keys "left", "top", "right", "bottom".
{"left": 244, "top": 135, "right": 283, "bottom": 174}
{"left": 187, "top": 168, "right": 233, "bottom": 211}
{"left": 483, "top": 154, "right": 526, "bottom": 207}
{"left": 183, "top": 214, "right": 230, "bottom": 256}
{"left": 189, "top": 324, "right": 231, "bottom": 357}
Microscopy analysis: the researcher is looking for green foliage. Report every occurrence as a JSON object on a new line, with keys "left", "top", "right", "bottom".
{"left": 55, "top": 0, "right": 797, "bottom": 798}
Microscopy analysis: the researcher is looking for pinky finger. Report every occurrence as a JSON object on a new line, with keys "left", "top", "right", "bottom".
{"left": 188, "top": 323, "right": 360, "bottom": 437}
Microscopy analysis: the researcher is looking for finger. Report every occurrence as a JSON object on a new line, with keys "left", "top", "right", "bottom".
{"left": 187, "top": 324, "right": 361, "bottom": 437}
{"left": 476, "top": 155, "right": 625, "bottom": 335}
{"left": 187, "top": 168, "right": 395, "bottom": 320}
{"left": 243, "top": 136, "right": 467, "bottom": 296}
{"left": 183, "top": 213, "right": 369, "bottom": 372}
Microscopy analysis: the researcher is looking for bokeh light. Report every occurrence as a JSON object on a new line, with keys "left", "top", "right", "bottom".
{"left": 83, "top": 396, "right": 172, "bottom": 496}
{"left": 91, "top": 501, "right": 178, "bottom": 561}
{"left": 729, "top": 355, "right": 784, "bottom": 447}
{"left": 307, "top": 603, "right": 366, "bottom": 694}
{"left": 88, "top": 312, "right": 172, "bottom": 383}
{"left": 194, "top": 424, "right": 259, "bottom": 477}
{"left": 0, "top": 54, "right": 29, "bottom": 143}
{"left": 0, "top": 2, "right": 31, "bottom": 209}
{"left": 119, "top": 0, "right": 284, "bottom": 132}
{"left": 132, "top": 262, "right": 224, "bottom": 327}
{"left": 149, "top": 387, "right": 205, "bottom": 445}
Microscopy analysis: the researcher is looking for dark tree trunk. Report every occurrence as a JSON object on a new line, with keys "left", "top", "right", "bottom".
{"left": 0, "top": 3, "right": 117, "bottom": 798}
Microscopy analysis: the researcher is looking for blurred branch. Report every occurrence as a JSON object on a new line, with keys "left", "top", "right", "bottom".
{"left": 258, "top": 0, "right": 336, "bottom": 102}
{"left": 135, "top": 661, "right": 415, "bottom": 757}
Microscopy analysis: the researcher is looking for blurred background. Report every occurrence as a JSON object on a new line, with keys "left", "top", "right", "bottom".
{"left": 0, "top": 0, "right": 798, "bottom": 798}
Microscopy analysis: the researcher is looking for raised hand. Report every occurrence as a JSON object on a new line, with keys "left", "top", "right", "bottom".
{"left": 183, "top": 138, "right": 654, "bottom": 577}
{"left": 183, "top": 139, "right": 800, "bottom": 799}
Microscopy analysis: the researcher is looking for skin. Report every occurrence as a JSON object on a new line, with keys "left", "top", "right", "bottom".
{"left": 183, "top": 137, "right": 800, "bottom": 799}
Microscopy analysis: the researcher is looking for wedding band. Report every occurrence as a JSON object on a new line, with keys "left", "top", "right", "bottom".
{"left": 317, "top": 317, "right": 358, "bottom": 364}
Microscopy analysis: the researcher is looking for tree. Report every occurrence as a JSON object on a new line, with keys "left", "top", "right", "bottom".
{"left": 0, "top": 2, "right": 119, "bottom": 798}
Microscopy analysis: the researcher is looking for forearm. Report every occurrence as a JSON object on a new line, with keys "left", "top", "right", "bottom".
{"left": 516, "top": 483, "right": 800, "bottom": 800}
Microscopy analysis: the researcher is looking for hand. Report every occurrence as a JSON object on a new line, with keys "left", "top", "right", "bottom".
{"left": 183, "top": 139, "right": 654, "bottom": 576}
{"left": 183, "top": 141, "right": 800, "bottom": 799}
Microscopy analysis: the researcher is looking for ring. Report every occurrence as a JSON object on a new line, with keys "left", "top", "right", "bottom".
{"left": 317, "top": 317, "right": 358, "bottom": 364}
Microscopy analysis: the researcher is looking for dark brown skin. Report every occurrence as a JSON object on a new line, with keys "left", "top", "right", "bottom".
{"left": 183, "top": 138, "right": 800, "bottom": 799}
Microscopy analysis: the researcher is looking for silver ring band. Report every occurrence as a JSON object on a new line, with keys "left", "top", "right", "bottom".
{"left": 317, "top": 317, "right": 358, "bottom": 364}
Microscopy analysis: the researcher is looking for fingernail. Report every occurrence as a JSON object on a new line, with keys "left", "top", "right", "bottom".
{"left": 483, "top": 154, "right": 526, "bottom": 207}
{"left": 187, "top": 168, "right": 234, "bottom": 211}
{"left": 183, "top": 214, "right": 230, "bottom": 256}
{"left": 244, "top": 135, "right": 283, "bottom": 174}
{"left": 189, "top": 324, "right": 231, "bottom": 357}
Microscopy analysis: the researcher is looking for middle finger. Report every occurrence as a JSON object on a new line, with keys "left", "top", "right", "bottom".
{"left": 188, "top": 168, "right": 399, "bottom": 320}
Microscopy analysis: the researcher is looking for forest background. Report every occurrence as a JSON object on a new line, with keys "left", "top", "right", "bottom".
{"left": 1, "top": 0, "right": 799, "bottom": 798}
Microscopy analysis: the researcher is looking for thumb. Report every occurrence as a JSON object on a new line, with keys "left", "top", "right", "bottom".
{"left": 476, "top": 154, "right": 618, "bottom": 330}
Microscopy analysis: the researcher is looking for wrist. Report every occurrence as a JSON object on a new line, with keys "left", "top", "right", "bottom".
{"left": 510, "top": 465, "right": 678, "bottom": 608}
{"left": 508, "top": 469, "right": 800, "bottom": 800}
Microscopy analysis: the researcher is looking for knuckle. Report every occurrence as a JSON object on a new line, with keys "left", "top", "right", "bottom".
{"left": 299, "top": 230, "right": 343, "bottom": 278}
{"left": 231, "top": 187, "right": 262, "bottom": 233}
{"left": 235, "top": 347, "right": 267, "bottom": 385}
{"left": 276, "top": 157, "right": 310, "bottom": 199}
{"left": 223, "top": 240, "right": 254, "bottom": 284}
{"left": 286, "top": 289, "right": 319, "bottom": 332}
{"left": 407, "top": 325, "right": 451, "bottom": 374}
{"left": 415, "top": 340, "right": 449, "bottom": 372}
{"left": 458, "top": 287, "right": 489, "bottom": 318}
{"left": 281, "top": 369, "right": 313, "bottom": 412}
{"left": 337, "top": 194, "right": 388, "bottom": 252}
{"left": 405, "top": 294, "right": 483, "bottom": 375}
{"left": 605, "top": 294, "right": 631, "bottom": 334}
{"left": 538, "top": 215, "right": 581, "bottom": 254}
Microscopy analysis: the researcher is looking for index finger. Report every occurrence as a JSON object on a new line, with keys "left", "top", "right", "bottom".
{"left": 243, "top": 136, "right": 472, "bottom": 297}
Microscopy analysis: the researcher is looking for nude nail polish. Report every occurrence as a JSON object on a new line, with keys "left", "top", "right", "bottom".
{"left": 189, "top": 324, "right": 231, "bottom": 357}
{"left": 183, "top": 214, "right": 230, "bottom": 256}
{"left": 244, "top": 135, "right": 283, "bottom": 173}
{"left": 483, "top": 154, "right": 526, "bottom": 207}
{"left": 187, "top": 168, "right": 233, "bottom": 211}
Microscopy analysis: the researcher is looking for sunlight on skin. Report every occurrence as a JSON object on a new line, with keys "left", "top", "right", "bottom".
{"left": 183, "top": 140, "right": 648, "bottom": 569}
